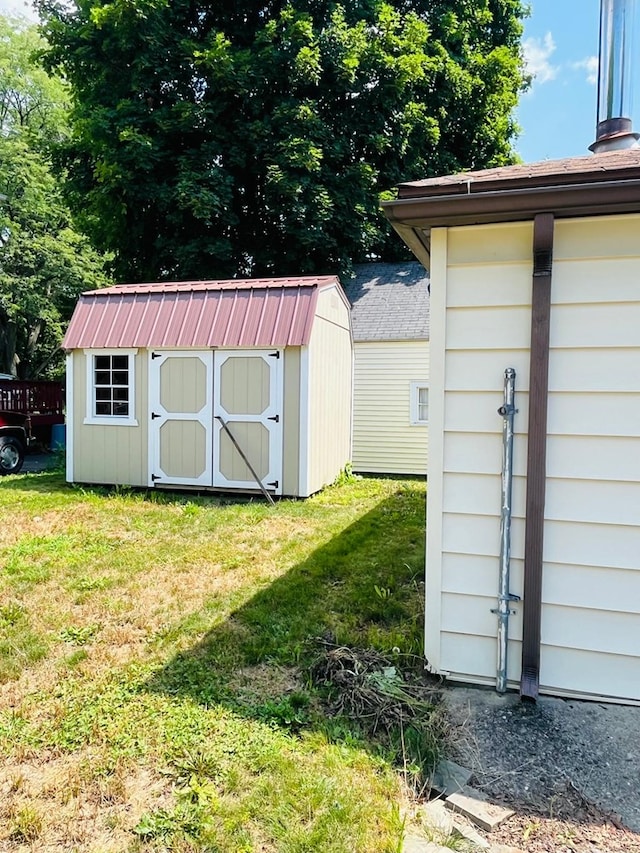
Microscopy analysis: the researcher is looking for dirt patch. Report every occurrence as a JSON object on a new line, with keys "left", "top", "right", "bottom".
{"left": 441, "top": 686, "right": 640, "bottom": 851}
{"left": 491, "top": 801, "right": 640, "bottom": 852}
{"left": 228, "top": 662, "right": 303, "bottom": 703}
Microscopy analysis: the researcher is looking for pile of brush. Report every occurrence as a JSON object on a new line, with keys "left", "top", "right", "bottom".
{"left": 309, "top": 637, "right": 440, "bottom": 735}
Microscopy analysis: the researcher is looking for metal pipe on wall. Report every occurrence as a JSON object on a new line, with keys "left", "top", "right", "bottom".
{"left": 495, "top": 368, "right": 519, "bottom": 693}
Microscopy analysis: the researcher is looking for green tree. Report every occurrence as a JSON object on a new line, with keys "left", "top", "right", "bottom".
{"left": 39, "top": 0, "right": 528, "bottom": 282}
{"left": 0, "top": 16, "right": 110, "bottom": 378}
{"left": 0, "top": 14, "right": 69, "bottom": 141}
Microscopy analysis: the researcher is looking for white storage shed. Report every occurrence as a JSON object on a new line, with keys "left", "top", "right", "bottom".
{"left": 63, "top": 276, "right": 353, "bottom": 498}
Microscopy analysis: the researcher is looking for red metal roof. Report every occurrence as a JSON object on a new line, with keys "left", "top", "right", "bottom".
{"left": 63, "top": 276, "right": 345, "bottom": 350}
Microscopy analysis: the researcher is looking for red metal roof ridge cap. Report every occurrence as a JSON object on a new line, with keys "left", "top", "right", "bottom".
{"left": 81, "top": 275, "right": 341, "bottom": 297}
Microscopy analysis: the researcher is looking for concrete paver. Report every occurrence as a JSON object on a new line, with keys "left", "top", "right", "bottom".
{"left": 431, "top": 757, "right": 472, "bottom": 796}
{"left": 403, "top": 837, "right": 452, "bottom": 853}
{"left": 445, "top": 786, "right": 515, "bottom": 832}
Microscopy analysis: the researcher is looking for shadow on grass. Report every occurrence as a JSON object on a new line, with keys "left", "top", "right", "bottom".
{"left": 144, "top": 487, "right": 427, "bottom": 723}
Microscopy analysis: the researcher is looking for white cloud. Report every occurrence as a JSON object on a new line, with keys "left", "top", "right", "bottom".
{"left": 523, "top": 33, "right": 559, "bottom": 86}
{"left": 572, "top": 56, "right": 599, "bottom": 86}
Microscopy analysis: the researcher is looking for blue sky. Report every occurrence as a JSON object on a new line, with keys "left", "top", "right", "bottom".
{"left": 516, "top": 0, "right": 603, "bottom": 162}
{"left": 0, "top": 0, "right": 611, "bottom": 164}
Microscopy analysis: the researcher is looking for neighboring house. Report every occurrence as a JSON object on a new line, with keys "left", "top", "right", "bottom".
{"left": 62, "top": 276, "right": 353, "bottom": 498}
{"left": 342, "top": 263, "right": 429, "bottom": 476}
{"left": 383, "top": 149, "right": 640, "bottom": 704}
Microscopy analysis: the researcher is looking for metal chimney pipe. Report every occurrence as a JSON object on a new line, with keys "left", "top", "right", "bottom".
{"left": 590, "top": 0, "right": 640, "bottom": 152}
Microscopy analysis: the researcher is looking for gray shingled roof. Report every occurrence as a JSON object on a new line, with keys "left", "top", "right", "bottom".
{"left": 342, "top": 262, "right": 429, "bottom": 342}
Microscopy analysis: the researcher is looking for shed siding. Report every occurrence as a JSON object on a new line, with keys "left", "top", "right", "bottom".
{"left": 71, "top": 350, "right": 148, "bottom": 486}
{"left": 351, "top": 340, "right": 429, "bottom": 475}
{"left": 427, "top": 215, "right": 640, "bottom": 702}
{"left": 282, "top": 348, "right": 301, "bottom": 497}
{"left": 306, "top": 286, "right": 352, "bottom": 495}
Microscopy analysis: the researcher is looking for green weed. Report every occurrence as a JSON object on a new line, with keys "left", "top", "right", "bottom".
{"left": 59, "top": 624, "right": 100, "bottom": 645}
{"left": 8, "top": 805, "right": 43, "bottom": 841}
{"left": 252, "top": 692, "right": 311, "bottom": 731}
{"left": 0, "top": 601, "right": 26, "bottom": 625}
{"left": 0, "top": 601, "right": 48, "bottom": 683}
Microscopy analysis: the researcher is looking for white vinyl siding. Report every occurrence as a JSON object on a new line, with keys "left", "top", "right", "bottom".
{"left": 305, "top": 285, "right": 353, "bottom": 496}
{"left": 424, "top": 221, "right": 532, "bottom": 684}
{"left": 426, "top": 215, "right": 640, "bottom": 703}
{"left": 540, "top": 215, "right": 640, "bottom": 701}
{"left": 351, "top": 340, "right": 429, "bottom": 475}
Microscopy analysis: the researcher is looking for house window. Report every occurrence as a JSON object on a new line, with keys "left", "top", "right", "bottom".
{"left": 84, "top": 349, "right": 138, "bottom": 425}
{"left": 410, "top": 382, "right": 429, "bottom": 425}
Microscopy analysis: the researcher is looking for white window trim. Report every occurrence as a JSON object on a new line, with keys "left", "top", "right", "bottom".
{"left": 83, "top": 348, "right": 138, "bottom": 426}
{"left": 410, "top": 381, "right": 429, "bottom": 426}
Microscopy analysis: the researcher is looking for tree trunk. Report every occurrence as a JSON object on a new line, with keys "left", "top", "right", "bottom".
{"left": 0, "top": 317, "right": 18, "bottom": 376}
{"left": 23, "top": 318, "right": 43, "bottom": 378}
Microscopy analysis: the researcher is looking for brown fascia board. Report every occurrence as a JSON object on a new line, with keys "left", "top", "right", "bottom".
{"left": 381, "top": 178, "right": 640, "bottom": 234}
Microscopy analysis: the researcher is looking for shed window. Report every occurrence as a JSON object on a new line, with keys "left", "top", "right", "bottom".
{"left": 94, "top": 354, "right": 130, "bottom": 416}
{"left": 410, "top": 382, "right": 429, "bottom": 425}
{"left": 84, "top": 349, "right": 138, "bottom": 425}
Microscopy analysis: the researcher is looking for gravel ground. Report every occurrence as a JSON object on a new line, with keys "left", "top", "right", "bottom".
{"left": 442, "top": 686, "right": 640, "bottom": 850}
{"left": 20, "top": 451, "right": 58, "bottom": 474}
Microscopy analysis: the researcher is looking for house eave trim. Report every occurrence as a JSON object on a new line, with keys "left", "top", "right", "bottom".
{"left": 381, "top": 178, "right": 640, "bottom": 232}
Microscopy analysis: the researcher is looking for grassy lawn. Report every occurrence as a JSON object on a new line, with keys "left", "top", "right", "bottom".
{"left": 0, "top": 469, "right": 432, "bottom": 852}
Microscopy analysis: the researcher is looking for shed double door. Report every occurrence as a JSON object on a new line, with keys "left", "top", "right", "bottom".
{"left": 149, "top": 349, "right": 283, "bottom": 493}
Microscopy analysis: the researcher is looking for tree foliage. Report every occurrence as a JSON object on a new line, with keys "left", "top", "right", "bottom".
{"left": 39, "top": 0, "right": 528, "bottom": 281}
{"left": 0, "top": 16, "right": 110, "bottom": 378}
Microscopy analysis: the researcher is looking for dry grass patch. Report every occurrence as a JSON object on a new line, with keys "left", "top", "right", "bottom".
{"left": 0, "top": 751, "right": 173, "bottom": 851}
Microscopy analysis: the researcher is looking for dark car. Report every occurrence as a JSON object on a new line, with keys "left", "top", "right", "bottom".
{"left": 0, "top": 410, "right": 30, "bottom": 474}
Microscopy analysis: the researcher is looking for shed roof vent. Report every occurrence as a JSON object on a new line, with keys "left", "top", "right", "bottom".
{"left": 590, "top": 0, "right": 640, "bottom": 152}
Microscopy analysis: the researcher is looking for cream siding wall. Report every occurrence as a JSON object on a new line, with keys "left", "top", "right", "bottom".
{"left": 352, "top": 340, "right": 429, "bottom": 475}
{"left": 306, "top": 285, "right": 353, "bottom": 495}
{"left": 71, "top": 349, "right": 148, "bottom": 486}
{"left": 427, "top": 215, "right": 640, "bottom": 703}
{"left": 426, "top": 222, "right": 532, "bottom": 687}
{"left": 542, "top": 214, "right": 640, "bottom": 700}
{"left": 282, "top": 347, "right": 301, "bottom": 497}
